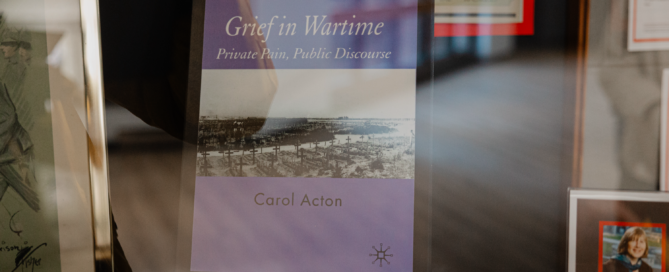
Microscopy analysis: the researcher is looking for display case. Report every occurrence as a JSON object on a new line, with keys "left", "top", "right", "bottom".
{"left": 12, "top": 0, "right": 666, "bottom": 271}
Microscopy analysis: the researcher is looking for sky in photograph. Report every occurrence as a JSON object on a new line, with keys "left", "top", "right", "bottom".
{"left": 199, "top": 69, "right": 416, "bottom": 119}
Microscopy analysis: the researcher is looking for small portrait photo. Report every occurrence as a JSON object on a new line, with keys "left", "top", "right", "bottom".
{"left": 599, "top": 222, "right": 666, "bottom": 272}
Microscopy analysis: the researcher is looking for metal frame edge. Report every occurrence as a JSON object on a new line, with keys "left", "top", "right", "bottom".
{"left": 79, "top": 0, "right": 113, "bottom": 270}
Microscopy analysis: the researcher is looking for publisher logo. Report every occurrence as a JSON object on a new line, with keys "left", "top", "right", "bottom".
{"left": 369, "top": 243, "right": 393, "bottom": 267}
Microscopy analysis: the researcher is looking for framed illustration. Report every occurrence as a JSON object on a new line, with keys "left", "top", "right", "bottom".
{"left": 0, "top": 0, "right": 111, "bottom": 271}
{"left": 569, "top": 190, "right": 669, "bottom": 272}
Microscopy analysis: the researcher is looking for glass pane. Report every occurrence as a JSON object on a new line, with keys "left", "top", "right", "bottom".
{"left": 430, "top": 0, "right": 571, "bottom": 271}
{"left": 100, "top": 0, "right": 669, "bottom": 271}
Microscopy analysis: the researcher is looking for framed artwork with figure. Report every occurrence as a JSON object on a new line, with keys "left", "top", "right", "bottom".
{"left": 0, "top": 0, "right": 111, "bottom": 271}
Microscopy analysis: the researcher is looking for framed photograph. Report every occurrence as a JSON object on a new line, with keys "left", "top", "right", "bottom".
{"left": 569, "top": 190, "right": 669, "bottom": 272}
{"left": 0, "top": 0, "right": 111, "bottom": 271}
{"left": 598, "top": 222, "right": 666, "bottom": 271}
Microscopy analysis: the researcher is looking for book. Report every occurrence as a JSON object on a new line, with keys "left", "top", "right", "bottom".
{"left": 187, "top": 0, "right": 418, "bottom": 270}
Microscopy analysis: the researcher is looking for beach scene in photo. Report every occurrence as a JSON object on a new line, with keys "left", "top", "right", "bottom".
{"left": 196, "top": 69, "right": 416, "bottom": 179}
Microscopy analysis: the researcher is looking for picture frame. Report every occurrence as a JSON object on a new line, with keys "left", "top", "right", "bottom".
{"left": 627, "top": 0, "right": 669, "bottom": 52}
{"left": 660, "top": 69, "right": 669, "bottom": 191}
{"left": 0, "top": 0, "right": 111, "bottom": 271}
{"left": 598, "top": 221, "right": 666, "bottom": 272}
{"left": 433, "top": 0, "right": 534, "bottom": 37}
{"left": 569, "top": 0, "right": 669, "bottom": 192}
{"left": 434, "top": 0, "right": 524, "bottom": 24}
{"left": 568, "top": 189, "right": 669, "bottom": 272}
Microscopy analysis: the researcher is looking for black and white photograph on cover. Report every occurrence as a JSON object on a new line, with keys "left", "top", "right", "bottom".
{"left": 196, "top": 69, "right": 416, "bottom": 179}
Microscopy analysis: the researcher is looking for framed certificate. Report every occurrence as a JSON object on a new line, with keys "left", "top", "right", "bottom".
{"left": 434, "top": 0, "right": 524, "bottom": 24}
{"left": 628, "top": 0, "right": 669, "bottom": 51}
{"left": 0, "top": 0, "right": 111, "bottom": 271}
{"left": 433, "top": 0, "right": 534, "bottom": 37}
{"left": 568, "top": 190, "right": 669, "bottom": 272}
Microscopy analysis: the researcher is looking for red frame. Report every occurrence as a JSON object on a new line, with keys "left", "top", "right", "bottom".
{"left": 598, "top": 221, "right": 667, "bottom": 272}
{"left": 434, "top": 0, "right": 534, "bottom": 37}
{"left": 632, "top": 0, "right": 669, "bottom": 43}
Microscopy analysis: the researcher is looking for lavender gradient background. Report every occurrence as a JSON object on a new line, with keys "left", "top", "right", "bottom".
{"left": 191, "top": 177, "right": 414, "bottom": 272}
{"left": 202, "top": 0, "right": 418, "bottom": 69}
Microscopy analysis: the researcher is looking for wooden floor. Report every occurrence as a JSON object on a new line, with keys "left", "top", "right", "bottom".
{"left": 427, "top": 52, "right": 567, "bottom": 271}
{"left": 108, "top": 51, "right": 568, "bottom": 271}
{"left": 109, "top": 145, "right": 182, "bottom": 272}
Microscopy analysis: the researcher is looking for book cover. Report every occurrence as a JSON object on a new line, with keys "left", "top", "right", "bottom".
{"left": 190, "top": 0, "right": 417, "bottom": 271}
